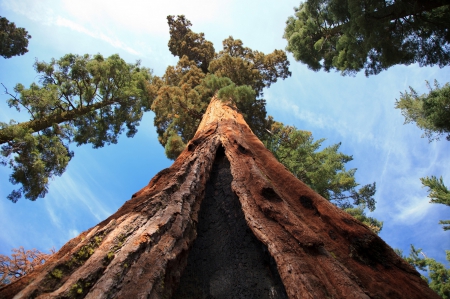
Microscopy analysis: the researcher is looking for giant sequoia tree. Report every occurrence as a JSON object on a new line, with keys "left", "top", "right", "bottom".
{"left": 147, "top": 16, "right": 379, "bottom": 227}
{"left": 149, "top": 15, "right": 291, "bottom": 159}
{"left": 1, "top": 15, "right": 379, "bottom": 233}
{"left": 0, "top": 97, "right": 440, "bottom": 299}
{"left": 0, "top": 14, "right": 441, "bottom": 297}
{"left": 284, "top": 0, "right": 450, "bottom": 75}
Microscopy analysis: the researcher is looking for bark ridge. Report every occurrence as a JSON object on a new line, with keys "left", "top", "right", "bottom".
{"left": 0, "top": 97, "right": 440, "bottom": 299}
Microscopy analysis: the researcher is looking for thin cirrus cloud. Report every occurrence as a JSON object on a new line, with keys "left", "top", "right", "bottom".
{"left": 394, "top": 194, "right": 435, "bottom": 225}
{"left": 59, "top": 0, "right": 230, "bottom": 35}
{"left": 1, "top": 0, "right": 232, "bottom": 57}
{"left": 53, "top": 16, "right": 141, "bottom": 56}
{"left": 47, "top": 164, "right": 114, "bottom": 224}
{"left": 1, "top": 0, "right": 141, "bottom": 56}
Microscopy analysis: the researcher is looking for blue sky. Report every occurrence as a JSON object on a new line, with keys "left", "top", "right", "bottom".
{"left": 0, "top": 0, "right": 449, "bottom": 267}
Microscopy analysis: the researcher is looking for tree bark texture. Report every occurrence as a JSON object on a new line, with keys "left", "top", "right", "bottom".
{"left": 0, "top": 97, "right": 440, "bottom": 299}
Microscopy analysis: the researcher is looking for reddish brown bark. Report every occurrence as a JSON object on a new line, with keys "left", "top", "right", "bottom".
{"left": 0, "top": 97, "right": 440, "bottom": 299}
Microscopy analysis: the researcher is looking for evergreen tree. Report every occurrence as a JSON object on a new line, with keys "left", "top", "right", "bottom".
{"left": 397, "top": 245, "right": 450, "bottom": 298}
{"left": 263, "top": 119, "right": 381, "bottom": 233}
{"left": 0, "top": 97, "right": 439, "bottom": 299}
{"left": 284, "top": 0, "right": 450, "bottom": 76}
{"left": 166, "top": 15, "right": 215, "bottom": 73}
{"left": 0, "top": 16, "right": 31, "bottom": 59}
{"left": 421, "top": 176, "right": 450, "bottom": 231}
{"left": 396, "top": 80, "right": 450, "bottom": 231}
{"left": 1, "top": 14, "right": 380, "bottom": 228}
{"left": 396, "top": 80, "right": 450, "bottom": 142}
{"left": 150, "top": 15, "right": 291, "bottom": 159}
{"left": 0, "top": 53, "right": 153, "bottom": 202}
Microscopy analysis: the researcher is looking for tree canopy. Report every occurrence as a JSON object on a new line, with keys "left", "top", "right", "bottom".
{"left": 1, "top": 53, "right": 152, "bottom": 202}
{"left": 397, "top": 245, "right": 450, "bottom": 298}
{"left": 421, "top": 175, "right": 450, "bottom": 231}
{"left": 149, "top": 15, "right": 291, "bottom": 159}
{"left": 0, "top": 16, "right": 31, "bottom": 59}
{"left": 284, "top": 0, "right": 450, "bottom": 76}
{"left": 396, "top": 80, "right": 450, "bottom": 142}
{"left": 0, "top": 246, "right": 54, "bottom": 286}
{"left": 396, "top": 81, "right": 450, "bottom": 231}
{"left": 263, "top": 119, "right": 382, "bottom": 233}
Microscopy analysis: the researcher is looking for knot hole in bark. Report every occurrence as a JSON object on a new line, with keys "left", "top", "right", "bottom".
{"left": 261, "top": 187, "right": 283, "bottom": 202}
{"left": 299, "top": 195, "right": 315, "bottom": 210}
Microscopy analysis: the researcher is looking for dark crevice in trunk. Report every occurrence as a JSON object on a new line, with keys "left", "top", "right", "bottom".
{"left": 173, "top": 145, "right": 288, "bottom": 299}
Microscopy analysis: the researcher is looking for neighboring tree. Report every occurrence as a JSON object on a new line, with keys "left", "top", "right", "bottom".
{"left": 395, "top": 81, "right": 450, "bottom": 231}
{"left": 397, "top": 245, "right": 450, "bottom": 298}
{"left": 0, "top": 246, "right": 54, "bottom": 286}
{"left": 421, "top": 176, "right": 450, "bottom": 231}
{"left": 0, "top": 16, "right": 31, "bottom": 59}
{"left": 396, "top": 80, "right": 450, "bottom": 142}
{"left": 0, "top": 53, "right": 153, "bottom": 202}
{"left": 263, "top": 119, "right": 382, "bottom": 233}
{"left": 283, "top": 0, "right": 450, "bottom": 76}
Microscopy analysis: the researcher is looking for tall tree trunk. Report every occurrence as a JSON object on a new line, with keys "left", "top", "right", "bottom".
{"left": 0, "top": 97, "right": 440, "bottom": 299}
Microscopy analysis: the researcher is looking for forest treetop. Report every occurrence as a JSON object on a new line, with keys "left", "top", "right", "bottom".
{"left": 0, "top": 16, "right": 31, "bottom": 59}
{"left": 284, "top": 0, "right": 450, "bottom": 76}
{"left": 149, "top": 15, "right": 291, "bottom": 159}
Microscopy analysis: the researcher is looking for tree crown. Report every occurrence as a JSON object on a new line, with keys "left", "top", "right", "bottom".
{"left": 284, "top": 0, "right": 450, "bottom": 76}
{"left": 0, "top": 16, "right": 31, "bottom": 59}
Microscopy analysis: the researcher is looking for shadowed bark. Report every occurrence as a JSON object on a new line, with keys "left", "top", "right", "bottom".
{"left": 0, "top": 96, "right": 440, "bottom": 299}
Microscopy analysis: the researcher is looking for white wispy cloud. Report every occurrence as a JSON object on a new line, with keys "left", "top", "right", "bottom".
{"left": 2, "top": 0, "right": 233, "bottom": 58}
{"left": 54, "top": 16, "right": 141, "bottom": 56}
{"left": 60, "top": 0, "right": 231, "bottom": 35}
{"left": 68, "top": 229, "right": 80, "bottom": 239}
{"left": 1, "top": 0, "right": 55, "bottom": 24}
{"left": 393, "top": 194, "right": 433, "bottom": 225}
{"left": 48, "top": 170, "right": 112, "bottom": 222}
{"left": 1, "top": 0, "right": 141, "bottom": 56}
{"left": 44, "top": 200, "right": 63, "bottom": 229}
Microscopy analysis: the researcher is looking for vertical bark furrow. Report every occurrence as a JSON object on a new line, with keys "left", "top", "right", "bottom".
{"left": 173, "top": 148, "right": 288, "bottom": 299}
{"left": 1, "top": 97, "right": 440, "bottom": 299}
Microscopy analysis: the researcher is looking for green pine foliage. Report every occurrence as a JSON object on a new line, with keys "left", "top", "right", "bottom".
{"left": 396, "top": 80, "right": 450, "bottom": 232}
{"left": 0, "top": 124, "right": 73, "bottom": 203}
{"left": 421, "top": 176, "right": 450, "bottom": 231}
{"left": 263, "top": 120, "right": 381, "bottom": 233}
{"left": 0, "top": 16, "right": 31, "bottom": 59}
{"left": 209, "top": 36, "right": 291, "bottom": 96}
{"left": 149, "top": 15, "right": 291, "bottom": 159}
{"left": 167, "top": 15, "right": 215, "bottom": 73}
{"left": 344, "top": 207, "right": 383, "bottom": 234}
{"left": 1, "top": 53, "right": 153, "bottom": 201}
{"left": 397, "top": 245, "right": 450, "bottom": 298}
{"left": 284, "top": 0, "right": 450, "bottom": 76}
{"left": 396, "top": 80, "right": 450, "bottom": 142}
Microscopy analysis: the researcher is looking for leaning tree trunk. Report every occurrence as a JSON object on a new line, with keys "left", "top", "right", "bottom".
{"left": 0, "top": 97, "right": 440, "bottom": 299}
